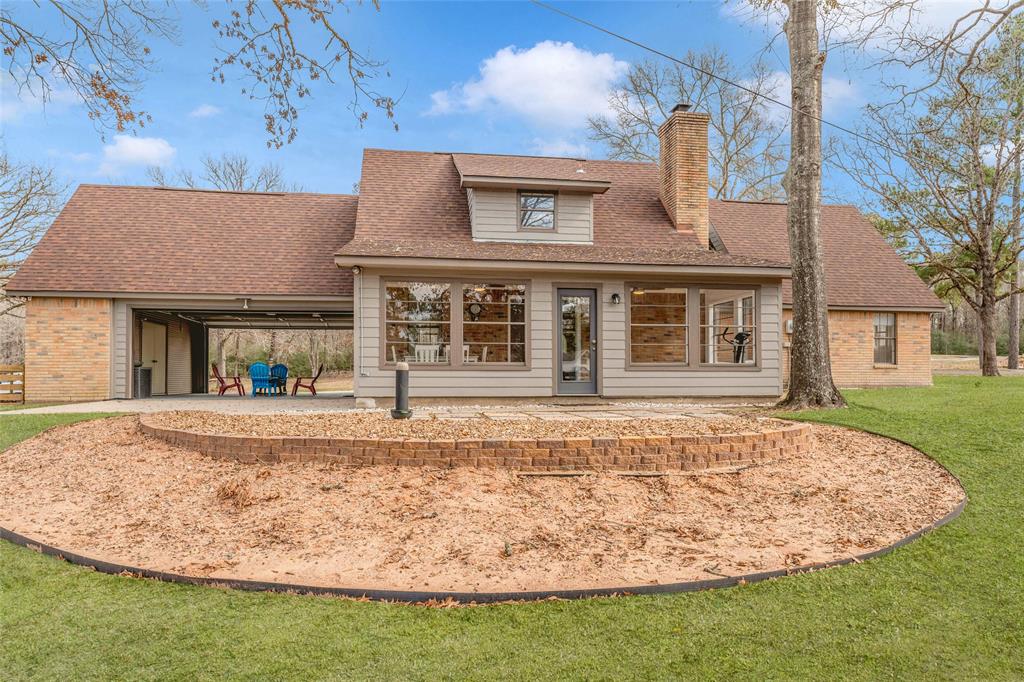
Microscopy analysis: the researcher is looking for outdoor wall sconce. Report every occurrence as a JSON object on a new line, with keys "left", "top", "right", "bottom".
{"left": 351, "top": 266, "right": 361, "bottom": 274}
{"left": 610, "top": 293, "right": 622, "bottom": 305}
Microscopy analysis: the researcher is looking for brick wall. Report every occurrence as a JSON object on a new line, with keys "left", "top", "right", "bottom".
{"left": 783, "top": 309, "right": 932, "bottom": 387}
{"left": 140, "top": 415, "right": 813, "bottom": 472}
{"left": 24, "top": 297, "right": 112, "bottom": 401}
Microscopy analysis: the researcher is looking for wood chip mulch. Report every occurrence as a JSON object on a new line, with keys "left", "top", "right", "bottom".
{"left": 145, "top": 410, "right": 785, "bottom": 440}
{"left": 0, "top": 417, "right": 964, "bottom": 593}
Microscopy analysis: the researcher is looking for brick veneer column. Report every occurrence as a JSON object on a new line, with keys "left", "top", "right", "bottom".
{"left": 24, "top": 297, "right": 112, "bottom": 401}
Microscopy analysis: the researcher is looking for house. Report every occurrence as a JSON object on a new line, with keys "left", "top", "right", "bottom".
{"left": 6, "top": 104, "right": 942, "bottom": 402}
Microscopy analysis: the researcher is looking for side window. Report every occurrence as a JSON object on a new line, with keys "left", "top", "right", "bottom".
{"left": 873, "top": 313, "right": 897, "bottom": 364}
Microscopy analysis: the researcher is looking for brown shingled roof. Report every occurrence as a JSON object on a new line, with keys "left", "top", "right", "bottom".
{"left": 337, "top": 238, "right": 788, "bottom": 269}
{"left": 452, "top": 152, "right": 612, "bottom": 182}
{"left": 354, "top": 149, "right": 704, "bottom": 249}
{"left": 709, "top": 200, "right": 943, "bottom": 310}
{"left": 7, "top": 185, "right": 356, "bottom": 297}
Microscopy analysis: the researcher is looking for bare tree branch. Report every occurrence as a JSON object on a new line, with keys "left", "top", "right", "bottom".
{"left": 0, "top": 0, "right": 176, "bottom": 135}
{"left": 211, "top": 0, "right": 398, "bottom": 149}
{"left": 0, "top": 155, "right": 65, "bottom": 316}
{"left": 2, "top": 1, "right": 396, "bottom": 146}
{"left": 147, "top": 152, "right": 300, "bottom": 192}
{"left": 588, "top": 49, "right": 788, "bottom": 201}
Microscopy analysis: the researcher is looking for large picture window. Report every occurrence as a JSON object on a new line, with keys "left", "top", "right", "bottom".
{"left": 629, "top": 286, "right": 688, "bottom": 364}
{"left": 700, "top": 289, "right": 756, "bottom": 365}
{"left": 462, "top": 283, "right": 527, "bottom": 364}
{"left": 518, "top": 191, "right": 556, "bottom": 230}
{"left": 874, "top": 312, "right": 897, "bottom": 364}
{"left": 384, "top": 281, "right": 451, "bottom": 365}
{"left": 382, "top": 279, "right": 528, "bottom": 367}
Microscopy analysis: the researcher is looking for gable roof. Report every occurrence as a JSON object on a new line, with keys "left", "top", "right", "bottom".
{"left": 709, "top": 200, "right": 943, "bottom": 310}
{"left": 346, "top": 149, "right": 785, "bottom": 270}
{"left": 6, "top": 185, "right": 356, "bottom": 297}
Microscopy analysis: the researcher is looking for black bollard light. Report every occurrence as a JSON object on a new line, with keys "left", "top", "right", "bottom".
{"left": 391, "top": 361, "right": 412, "bottom": 419}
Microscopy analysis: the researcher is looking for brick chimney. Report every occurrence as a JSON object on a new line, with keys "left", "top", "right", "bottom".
{"left": 658, "top": 103, "right": 710, "bottom": 249}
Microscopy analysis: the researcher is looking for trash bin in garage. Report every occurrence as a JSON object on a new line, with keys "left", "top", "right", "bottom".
{"left": 133, "top": 366, "right": 152, "bottom": 399}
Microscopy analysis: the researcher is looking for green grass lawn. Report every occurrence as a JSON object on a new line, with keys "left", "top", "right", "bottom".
{"left": 1, "top": 376, "right": 1022, "bottom": 680}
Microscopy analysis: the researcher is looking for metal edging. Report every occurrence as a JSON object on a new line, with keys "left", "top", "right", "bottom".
{"left": 0, "top": 496, "right": 965, "bottom": 605}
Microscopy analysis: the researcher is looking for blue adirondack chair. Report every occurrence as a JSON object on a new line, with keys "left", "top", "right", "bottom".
{"left": 249, "top": 362, "right": 274, "bottom": 397}
{"left": 269, "top": 363, "right": 288, "bottom": 395}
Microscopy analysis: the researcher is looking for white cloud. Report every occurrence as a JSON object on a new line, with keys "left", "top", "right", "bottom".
{"left": 427, "top": 41, "right": 628, "bottom": 129}
{"left": 98, "top": 135, "right": 176, "bottom": 175}
{"left": 0, "top": 70, "right": 78, "bottom": 123}
{"left": 188, "top": 103, "right": 222, "bottom": 118}
{"left": 530, "top": 137, "right": 590, "bottom": 158}
{"left": 47, "top": 149, "right": 94, "bottom": 163}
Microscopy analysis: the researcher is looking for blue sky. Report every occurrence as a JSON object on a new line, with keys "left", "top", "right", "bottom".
{"left": 0, "top": 1, "right": 969, "bottom": 200}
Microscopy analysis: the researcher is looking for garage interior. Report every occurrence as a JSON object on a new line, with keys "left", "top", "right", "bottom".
{"left": 132, "top": 308, "right": 353, "bottom": 397}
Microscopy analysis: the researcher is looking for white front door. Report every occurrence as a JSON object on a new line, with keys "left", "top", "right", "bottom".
{"left": 141, "top": 321, "right": 167, "bottom": 395}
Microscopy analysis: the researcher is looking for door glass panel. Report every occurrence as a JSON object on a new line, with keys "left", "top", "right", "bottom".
{"left": 560, "top": 295, "right": 592, "bottom": 382}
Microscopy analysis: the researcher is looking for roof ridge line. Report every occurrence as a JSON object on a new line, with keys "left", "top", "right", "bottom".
{"left": 364, "top": 148, "right": 657, "bottom": 167}
{"left": 75, "top": 183, "right": 356, "bottom": 198}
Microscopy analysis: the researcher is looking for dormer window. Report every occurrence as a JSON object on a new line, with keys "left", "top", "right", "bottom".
{"left": 518, "top": 191, "right": 556, "bottom": 230}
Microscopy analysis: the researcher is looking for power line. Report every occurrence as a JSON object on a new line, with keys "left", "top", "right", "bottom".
{"left": 528, "top": 0, "right": 910, "bottom": 159}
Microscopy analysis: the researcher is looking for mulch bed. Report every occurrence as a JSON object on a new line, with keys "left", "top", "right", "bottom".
{"left": 145, "top": 410, "right": 784, "bottom": 440}
{"left": 0, "top": 416, "right": 964, "bottom": 593}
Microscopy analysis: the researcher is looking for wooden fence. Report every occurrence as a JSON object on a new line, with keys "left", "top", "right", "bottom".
{"left": 0, "top": 365, "right": 25, "bottom": 403}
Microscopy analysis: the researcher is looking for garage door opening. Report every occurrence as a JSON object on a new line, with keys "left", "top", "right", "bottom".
{"left": 130, "top": 307, "right": 352, "bottom": 399}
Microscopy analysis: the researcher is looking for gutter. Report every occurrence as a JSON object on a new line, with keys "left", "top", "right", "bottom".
{"left": 334, "top": 255, "right": 791, "bottom": 278}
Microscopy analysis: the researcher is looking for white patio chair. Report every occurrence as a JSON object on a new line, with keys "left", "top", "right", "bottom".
{"left": 414, "top": 344, "right": 440, "bottom": 363}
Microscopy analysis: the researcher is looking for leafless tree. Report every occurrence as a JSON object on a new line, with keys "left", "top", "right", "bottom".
{"left": 589, "top": 49, "right": 787, "bottom": 201}
{"left": 1000, "top": 18, "right": 1024, "bottom": 369}
{"left": 1, "top": 1, "right": 394, "bottom": 147}
{"left": 838, "top": 54, "right": 1024, "bottom": 376}
{"left": 0, "top": 155, "right": 65, "bottom": 316}
{"left": 147, "top": 153, "right": 299, "bottom": 192}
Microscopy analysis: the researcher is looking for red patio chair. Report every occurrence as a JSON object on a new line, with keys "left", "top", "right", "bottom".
{"left": 291, "top": 364, "right": 324, "bottom": 396}
{"left": 212, "top": 363, "right": 244, "bottom": 396}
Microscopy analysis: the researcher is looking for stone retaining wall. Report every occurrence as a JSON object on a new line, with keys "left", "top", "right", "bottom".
{"left": 139, "top": 416, "right": 813, "bottom": 472}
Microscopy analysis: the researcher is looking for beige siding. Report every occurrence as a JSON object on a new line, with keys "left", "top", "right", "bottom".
{"left": 355, "top": 268, "right": 783, "bottom": 399}
{"left": 166, "top": 318, "right": 192, "bottom": 395}
{"left": 468, "top": 189, "right": 593, "bottom": 243}
{"left": 112, "top": 301, "right": 130, "bottom": 398}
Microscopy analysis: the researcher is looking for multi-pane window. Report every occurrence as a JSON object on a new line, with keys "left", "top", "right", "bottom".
{"left": 874, "top": 312, "right": 897, "bottom": 364}
{"left": 462, "top": 284, "right": 527, "bottom": 364}
{"left": 629, "top": 287, "right": 688, "bottom": 364}
{"left": 384, "top": 281, "right": 451, "bottom": 365}
{"left": 700, "top": 289, "right": 756, "bottom": 365}
{"left": 518, "top": 191, "right": 556, "bottom": 229}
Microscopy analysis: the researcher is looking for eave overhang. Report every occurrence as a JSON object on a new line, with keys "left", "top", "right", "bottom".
{"left": 459, "top": 174, "right": 611, "bottom": 194}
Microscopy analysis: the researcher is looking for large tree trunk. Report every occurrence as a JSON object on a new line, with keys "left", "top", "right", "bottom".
{"left": 778, "top": 0, "right": 845, "bottom": 409}
{"left": 979, "top": 252, "right": 1001, "bottom": 376}
{"left": 1008, "top": 148, "right": 1021, "bottom": 370}
{"left": 216, "top": 331, "right": 229, "bottom": 377}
